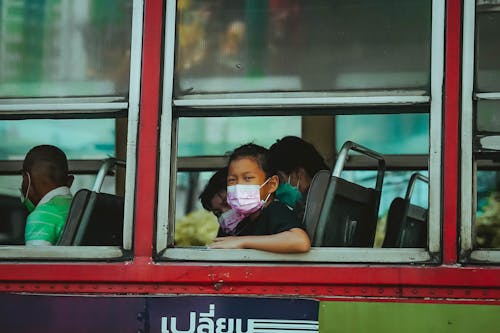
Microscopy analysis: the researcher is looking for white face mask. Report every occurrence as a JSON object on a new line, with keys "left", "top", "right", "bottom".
{"left": 20, "top": 171, "right": 35, "bottom": 213}
{"left": 226, "top": 178, "right": 271, "bottom": 216}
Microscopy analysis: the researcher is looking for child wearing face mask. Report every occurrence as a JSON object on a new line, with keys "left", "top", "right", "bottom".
{"left": 269, "top": 136, "right": 330, "bottom": 222}
{"left": 209, "top": 143, "right": 311, "bottom": 253}
{"left": 199, "top": 167, "right": 245, "bottom": 235}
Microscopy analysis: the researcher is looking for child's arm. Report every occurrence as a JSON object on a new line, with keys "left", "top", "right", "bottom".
{"left": 209, "top": 228, "right": 311, "bottom": 253}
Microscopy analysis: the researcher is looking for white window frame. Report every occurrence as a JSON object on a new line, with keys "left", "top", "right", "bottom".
{"left": 460, "top": 0, "right": 500, "bottom": 263}
{"left": 0, "top": 0, "right": 143, "bottom": 260}
{"left": 157, "top": 0, "right": 444, "bottom": 263}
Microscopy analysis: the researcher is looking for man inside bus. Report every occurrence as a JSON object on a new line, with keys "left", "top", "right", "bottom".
{"left": 20, "top": 145, "right": 74, "bottom": 246}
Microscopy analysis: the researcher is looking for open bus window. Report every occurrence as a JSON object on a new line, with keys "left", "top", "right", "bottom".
{"left": 0, "top": 119, "right": 127, "bottom": 254}
{"left": 164, "top": 111, "right": 435, "bottom": 262}
{"left": 158, "top": 0, "right": 441, "bottom": 263}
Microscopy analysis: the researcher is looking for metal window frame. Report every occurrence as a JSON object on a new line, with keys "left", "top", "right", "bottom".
{"left": 157, "top": 0, "right": 443, "bottom": 263}
{"left": 0, "top": 0, "right": 143, "bottom": 259}
{"left": 461, "top": 0, "right": 500, "bottom": 263}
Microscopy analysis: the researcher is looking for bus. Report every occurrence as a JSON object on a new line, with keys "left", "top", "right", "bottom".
{"left": 0, "top": 0, "right": 498, "bottom": 332}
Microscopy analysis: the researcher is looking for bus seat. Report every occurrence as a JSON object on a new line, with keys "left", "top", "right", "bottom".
{"left": 312, "top": 141, "right": 385, "bottom": 247}
{"left": 0, "top": 194, "right": 27, "bottom": 245}
{"left": 383, "top": 173, "right": 428, "bottom": 248}
{"left": 58, "top": 189, "right": 124, "bottom": 246}
{"left": 57, "top": 158, "right": 125, "bottom": 246}
{"left": 302, "top": 170, "right": 330, "bottom": 241}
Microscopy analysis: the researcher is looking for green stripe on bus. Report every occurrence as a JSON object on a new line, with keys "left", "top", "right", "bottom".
{"left": 319, "top": 301, "right": 499, "bottom": 333}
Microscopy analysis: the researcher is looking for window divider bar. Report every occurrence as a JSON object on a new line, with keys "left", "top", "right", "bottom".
{"left": 174, "top": 95, "right": 430, "bottom": 108}
{"left": 428, "top": 0, "right": 446, "bottom": 254}
{"left": 156, "top": 0, "right": 178, "bottom": 253}
{"left": 122, "top": 0, "right": 144, "bottom": 251}
{"left": 0, "top": 102, "right": 128, "bottom": 112}
{"left": 460, "top": 0, "right": 476, "bottom": 259}
{"left": 475, "top": 92, "right": 500, "bottom": 100}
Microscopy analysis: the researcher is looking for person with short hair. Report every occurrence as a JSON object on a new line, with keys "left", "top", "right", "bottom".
{"left": 199, "top": 167, "right": 231, "bottom": 219}
{"left": 20, "top": 145, "right": 74, "bottom": 246}
{"left": 268, "top": 136, "right": 329, "bottom": 219}
{"left": 209, "top": 143, "right": 310, "bottom": 253}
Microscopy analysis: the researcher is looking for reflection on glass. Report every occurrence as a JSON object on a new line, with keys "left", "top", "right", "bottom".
{"left": 178, "top": 116, "right": 301, "bottom": 156}
{"left": 336, "top": 113, "right": 429, "bottom": 154}
{"left": 476, "top": 100, "right": 500, "bottom": 134}
{"left": 476, "top": 5, "right": 500, "bottom": 92}
{"left": 175, "top": 0, "right": 431, "bottom": 96}
{"left": 0, "top": 0, "right": 132, "bottom": 97}
{"left": 0, "top": 119, "right": 116, "bottom": 160}
{"left": 475, "top": 170, "right": 500, "bottom": 249}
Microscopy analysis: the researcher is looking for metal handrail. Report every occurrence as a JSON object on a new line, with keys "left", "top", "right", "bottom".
{"left": 333, "top": 141, "right": 386, "bottom": 192}
{"left": 92, "top": 158, "right": 126, "bottom": 193}
{"left": 404, "top": 173, "right": 429, "bottom": 202}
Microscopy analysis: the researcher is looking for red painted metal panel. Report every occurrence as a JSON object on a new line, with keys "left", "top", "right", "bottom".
{"left": 0, "top": 281, "right": 499, "bottom": 303}
{"left": 0, "top": 261, "right": 498, "bottom": 288}
{"left": 443, "top": 0, "right": 461, "bottom": 264}
{"left": 0, "top": 0, "right": 497, "bottom": 303}
{"left": 134, "top": 0, "right": 163, "bottom": 256}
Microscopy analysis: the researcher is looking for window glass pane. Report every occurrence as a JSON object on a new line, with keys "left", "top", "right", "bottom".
{"left": 476, "top": 4, "right": 500, "bottom": 92}
{"left": 476, "top": 170, "right": 500, "bottom": 249}
{"left": 175, "top": 0, "right": 431, "bottom": 96}
{"left": 0, "top": 119, "right": 116, "bottom": 160}
{"left": 0, "top": 0, "right": 132, "bottom": 98}
{"left": 336, "top": 114, "right": 429, "bottom": 154}
{"left": 476, "top": 100, "right": 500, "bottom": 134}
{"left": 178, "top": 116, "right": 301, "bottom": 156}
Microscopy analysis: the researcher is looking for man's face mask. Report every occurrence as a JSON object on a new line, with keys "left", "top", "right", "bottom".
{"left": 20, "top": 171, "right": 35, "bottom": 213}
{"left": 226, "top": 178, "right": 272, "bottom": 216}
{"left": 275, "top": 175, "right": 302, "bottom": 208}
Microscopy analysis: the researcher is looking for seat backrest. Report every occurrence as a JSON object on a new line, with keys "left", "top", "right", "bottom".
{"left": 400, "top": 204, "right": 427, "bottom": 247}
{"left": 305, "top": 141, "right": 385, "bottom": 247}
{"left": 0, "top": 194, "right": 27, "bottom": 245}
{"left": 302, "top": 170, "right": 330, "bottom": 240}
{"left": 382, "top": 173, "right": 428, "bottom": 248}
{"left": 314, "top": 177, "right": 380, "bottom": 247}
{"left": 382, "top": 198, "right": 428, "bottom": 248}
{"left": 58, "top": 189, "right": 124, "bottom": 246}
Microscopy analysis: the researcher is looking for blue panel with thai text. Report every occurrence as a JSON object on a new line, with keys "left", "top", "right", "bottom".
{"left": 149, "top": 296, "right": 319, "bottom": 333}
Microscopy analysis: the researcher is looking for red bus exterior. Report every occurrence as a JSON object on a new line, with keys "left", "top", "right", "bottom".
{"left": 0, "top": 1, "right": 498, "bottom": 330}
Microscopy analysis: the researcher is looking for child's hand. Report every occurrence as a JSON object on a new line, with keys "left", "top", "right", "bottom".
{"left": 208, "top": 236, "right": 245, "bottom": 249}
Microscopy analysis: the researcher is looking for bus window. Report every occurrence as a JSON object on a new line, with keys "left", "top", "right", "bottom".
{"left": 0, "top": 0, "right": 141, "bottom": 259}
{"left": 461, "top": 2, "right": 500, "bottom": 262}
{"left": 174, "top": 0, "right": 430, "bottom": 95}
{"left": 0, "top": 1, "right": 132, "bottom": 97}
{"left": 157, "top": 0, "right": 440, "bottom": 263}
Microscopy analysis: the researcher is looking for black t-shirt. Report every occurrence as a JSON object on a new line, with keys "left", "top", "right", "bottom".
{"left": 217, "top": 200, "right": 303, "bottom": 237}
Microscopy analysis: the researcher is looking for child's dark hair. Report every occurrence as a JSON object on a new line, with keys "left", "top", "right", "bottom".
{"left": 229, "top": 143, "right": 274, "bottom": 177}
{"left": 268, "top": 136, "right": 329, "bottom": 178}
{"left": 199, "top": 167, "right": 228, "bottom": 211}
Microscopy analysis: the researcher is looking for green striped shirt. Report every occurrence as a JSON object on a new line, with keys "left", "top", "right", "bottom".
{"left": 25, "top": 194, "right": 72, "bottom": 245}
